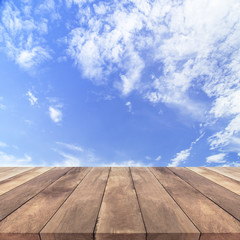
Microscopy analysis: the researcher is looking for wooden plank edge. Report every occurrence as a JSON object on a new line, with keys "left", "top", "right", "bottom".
{"left": 38, "top": 167, "right": 93, "bottom": 235}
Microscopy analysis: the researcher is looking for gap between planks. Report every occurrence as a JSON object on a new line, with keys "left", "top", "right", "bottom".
{"left": 0, "top": 167, "right": 239, "bottom": 240}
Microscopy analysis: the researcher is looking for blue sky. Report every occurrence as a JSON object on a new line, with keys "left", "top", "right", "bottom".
{"left": 0, "top": 0, "right": 240, "bottom": 167}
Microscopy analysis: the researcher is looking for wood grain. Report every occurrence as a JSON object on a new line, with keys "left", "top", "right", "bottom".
{"left": 131, "top": 167, "right": 199, "bottom": 240}
{"left": 0, "top": 167, "right": 71, "bottom": 221}
{"left": 41, "top": 167, "right": 110, "bottom": 240}
{"left": 207, "top": 167, "right": 240, "bottom": 182}
{"left": 0, "top": 167, "right": 91, "bottom": 240}
{"left": 150, "top": 167, "right": 240, "bottom": 240}
{"left": 95, "top": 167, "right": 145, "bottom": 240}
{"left": 0, "top": 167, "right": 51, "bottom": 195}
{"left": 188, "top": 167, "right": 240, "bottom": 195}
{"left": 224, "top": 167, "right": 240, "bottom": 173}
{"left": 0, "top": 167, "right": 32, "bottom": 182}
{"left": 0, "top": 233, "right": 40, "bottom": 240}
{"left": 0, "top": 168, "right": 16, "bottom": 174}
{"left": 170, "top": 167, "right": 240, "bottom": 221}
{"left": 0, "top": 167, "right": 239, "bottom": 240}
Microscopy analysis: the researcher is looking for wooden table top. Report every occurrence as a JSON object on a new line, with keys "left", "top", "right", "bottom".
{"left": 0, "top": 167, "right": 239, "bottom": 240}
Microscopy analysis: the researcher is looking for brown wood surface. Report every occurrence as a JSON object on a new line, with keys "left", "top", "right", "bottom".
{"left": 95, "top": 167, "right": 145, "bottom": 240}
{"left": 170, "top": 167, "right": 240, "bottom": 221}
{"left": 0, "top": 167, "right": 33, "bottom": 182}
{"left": 0, "top": 167, "right": 71, "bottom": 221}
{"left": 225, "top": 167, "right": 240, "bottom": 173}
{"left": 0, "top": 167, "right": 239, "bottom": 240}
{"left": 131, "top": 167, "right": 199, "bottom": 240}
{"left": 150, "top": 167, "right": 240, "bottom": 240}
{"left": 0, "top": 167, "right": 51, "bottom": 195}
{"left": 0, "top": 168, "right": 16, "bottom": 174}
{"left": 188, "top": 167, "right": 240, "bottom": 195}
{"left": 0, "top": 167, "right": 91, "bottom": 240}
{"left": 207, "top": 167, "right": 240, "bottom": 182}
{"left": 40, "top": 167, "right": 110, "bottom": 240}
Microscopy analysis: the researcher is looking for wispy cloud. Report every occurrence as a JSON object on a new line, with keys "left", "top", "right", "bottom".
{"left": 66, "top": 1, "right": 146, "bottom": 91}
{"left": 106, "top": 160, "right": 147, "bottom": 167}
{"left": 16, "top": 47, "right": 50, "bottom": 69}
{"left": 168, "top": 149, "right": 191, "bottom": 167}
{"left": 37, "top": 0, "right": 61, "bottom": 21}
{"left": 221, "top": 162, "right": 240, "bottom": 167}
{"left": 65, "top": 0, "right": 240, "bottom": 162}
{"left": 53, "top": 149, "right": 81, "bottom": 167}
{"left": 1, "top": 0, "right": 240, "bottom": 166}
{"left": 53, "top": 142, "right": 100, "bottom": 166}
{"left": 168, "top": 133, "right": 205, "bottom": 167}
{"left": 56, "top": 142, "right": 84, "bottom": 152}
{"left": 0, "top": 1, "right": 51, "bottom": 70}
{"left": 26, "top": 90, "right": 38, "bottom": 106}
{"left": 155, "top": 155, "right": 161, "bottom": 161}
{"left": 206, "top": 153, "right": 226, "bottom": 164}
{"left": 208, "top": 115, "right": 240, "bottom": 150}
{"left": 0, "top": 151, "right": 32, "bottom": 166}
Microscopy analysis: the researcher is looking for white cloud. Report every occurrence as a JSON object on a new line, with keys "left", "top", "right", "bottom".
{"left": 53, "top": 150, "right": 81, "bottom": 167}
{"left": 168, "top": 133, "right": 204, "bottom": 167}
{"left": 220, "top": 162, "right": 240, "bottom": 167}
{"left": 125, "top": 101, "right": 132, "bottom": 112}
{"left": 155, "top": 155, "right": 161, "bottom": 161}
{"left": 0, "top": 1, "right": 51, "bottom": 70}
{"left": 66, "top": 1, "right": 146, "bottom": 90}
{"left": 210, "top": 90, "right": 240, "bottom": 118}
{"left": 120, "top": 49, "right": 145, "bottom": 95}
{"left": 49, "top": 106, "right": 62, "bottom": 123}
{"left": 65, "top": 0, "right": 240, "bottom": 161}
{"left": 208, "top": 114, "right": 240, "bottom": 149}
{"left": 16, "top": 47, "right": 50, "bottom": 69}
{"left": 0, "top": 151, "right": 32, "bottom": 166}
{"left": 145, "top": 156, "right": 151, "bottom": 160}
{"left": 168, "top": 149, "right": 191, "bottom": 167}
{"left": 26, "top": 90, "right": 38, "bottom": 106}
{"left": 53, "top": 141, "right": 100, "bottom": 166}
{"left": 1, "top": 0, "right": 240, "bottom": 165}
{"left": 206, "top": 153, "right": 226, "bottom": 164}
{"left": 37, "top": 0, "right": 61, "bottom": 21}
{"left": 106, "top": 160, "right": 146, "bottom": 167}
{"left": 56, "top": 142, "right": 84, "bottom": 152}
{"left": 93, "top": 3, "right": 108, "bottom": 15}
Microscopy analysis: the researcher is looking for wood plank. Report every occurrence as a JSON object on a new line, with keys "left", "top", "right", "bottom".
{"left": 41, "top": 167, "right": 110, "bottom": 240}
{"left": 170, "top": 167, "right": 240, "bottom": 221}
{"left": 0, "top": 168, "right": 16, "bottom": 174}
{"left": 95, "top": 167, "right": 145, "bottom": 240}
{"left": 150, "top": 167, "right": 240, "bottom": 240}
{"left": 224, "top": 167, "right": 240, "bottom": 174}
{"left": 207, "top": 167, "right": 240, "bottom": 182}
{"left": 188, "top": 167, "right": 240, "bottom": 195}
{"left": 131, "top": 167, "right": 199, "bottom": 240}
{"left": 0, "top": 167, "right": 33, "bottom": 182}
{"left": 0, "top": 167, "right": 52, "bottom": 195}
{"left": 0, "top": 167, "right": 71, "bottom": 221}
{"left": 0, "top": 167, "right": 91, "bottom": 240}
